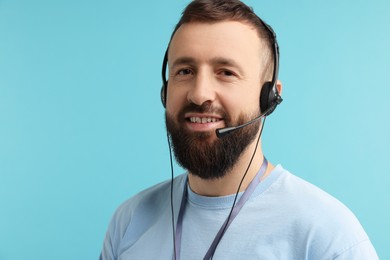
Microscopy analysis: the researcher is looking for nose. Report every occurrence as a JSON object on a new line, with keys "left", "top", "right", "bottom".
{"left": 187, "top": 71, "right": 216, "bottom": 106}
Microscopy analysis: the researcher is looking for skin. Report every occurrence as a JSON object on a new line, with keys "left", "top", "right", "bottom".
{"left": 166, "top": 20, "right": 282, "bottom": 196}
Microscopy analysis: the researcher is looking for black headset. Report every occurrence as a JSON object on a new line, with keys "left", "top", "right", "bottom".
{"left": 160, "top": 18, "right": 282, "bottom": 116}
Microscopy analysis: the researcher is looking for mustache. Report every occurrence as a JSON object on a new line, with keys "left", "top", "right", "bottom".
{"left": 178, "top": 102, "right": 227, "bottom": 118}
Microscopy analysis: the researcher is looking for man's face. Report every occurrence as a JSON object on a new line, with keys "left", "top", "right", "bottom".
{"left": 165, "top": 21, "right": 266, "bottom": 179}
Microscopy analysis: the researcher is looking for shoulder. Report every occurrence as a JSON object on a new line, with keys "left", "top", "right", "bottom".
{"left": 261, "top": 165, "right": 377, "bottom": 259}
{"left": 102, "top": 174, "right": 187, "bottom": 256}
{"left": 112, "top": 174, "right": 187, "bottom": 228}
{"left": 269, "top": 166, "right": 359, "bottom": 217}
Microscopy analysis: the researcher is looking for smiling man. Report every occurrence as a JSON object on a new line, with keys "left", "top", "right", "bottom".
{"left": 100, "top": 1, "right": 378, "bottom": 259}
{"left": 166, "top": 20, "right": 270, "bottom": 185}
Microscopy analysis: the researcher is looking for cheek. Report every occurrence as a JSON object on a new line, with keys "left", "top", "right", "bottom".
{"left": 244, "top": 86, "right": 262, "bottom": 113}
{"left": 223, "top": 89, "right": 261, "bottom": 119}
{"left": 165, "top": 87, "right": 186, "bottom": 116}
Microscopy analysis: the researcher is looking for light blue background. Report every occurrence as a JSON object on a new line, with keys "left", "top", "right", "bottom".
{"left": 0, "top": 0, "right": 389, "bottom": 259}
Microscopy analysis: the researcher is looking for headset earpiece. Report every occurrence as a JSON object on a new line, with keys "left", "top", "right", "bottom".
{"left": 161, "top": 82, "right": 167, "bottom": 108}
{"left": 161, "top": 50, "right": 168, "bottom": 108}
{"left": 260, "top": 81, "right": 271, "bottom": 113}
{"left": 260, "top": 81, "right": 282, "bottom": 116}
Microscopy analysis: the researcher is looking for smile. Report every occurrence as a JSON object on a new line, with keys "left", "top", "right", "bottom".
{"left": 189, "top": 117, "right": 221, "bottom": 123}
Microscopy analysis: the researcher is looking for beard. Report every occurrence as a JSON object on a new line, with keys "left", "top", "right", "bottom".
{"left": 165, "top": 102, "right": 260, "bottom": 180}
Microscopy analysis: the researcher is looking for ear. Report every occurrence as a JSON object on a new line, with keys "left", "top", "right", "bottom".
{"left": 276, "top": 80, "right": 283, "bottom": 95}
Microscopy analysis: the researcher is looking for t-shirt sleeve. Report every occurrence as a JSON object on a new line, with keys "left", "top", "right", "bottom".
{"left": 332, "top": 239, "right": 378, "bottom": 260}
{"left": 99, "top": 214, "right": 119, "bottom": 260}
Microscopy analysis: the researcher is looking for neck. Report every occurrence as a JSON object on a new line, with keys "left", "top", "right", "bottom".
{"left": 187, "top": 138, "right": 274, "bottom": 197}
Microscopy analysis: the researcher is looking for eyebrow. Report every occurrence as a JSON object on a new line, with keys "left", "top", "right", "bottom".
{"left": 210, "top": 57, "right": 244, "bottom": 75}
{"left": 170, "top": 57, "right": 197, "bottom": 71}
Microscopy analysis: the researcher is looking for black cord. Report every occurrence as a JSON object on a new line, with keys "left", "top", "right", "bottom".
{"left": 167, "top": 133, "right": 177, "bottom": 260}
{"left": 210, "top": 117, "right": 267, "bottom": 260}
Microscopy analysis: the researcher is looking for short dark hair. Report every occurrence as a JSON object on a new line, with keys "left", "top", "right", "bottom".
{"left": 168, "top": 0, "right": 275, "bottom": 81}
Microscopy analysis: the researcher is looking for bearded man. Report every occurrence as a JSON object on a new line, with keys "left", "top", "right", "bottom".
{"left": 100, "top": 1, "right": 378, "bottom": 259}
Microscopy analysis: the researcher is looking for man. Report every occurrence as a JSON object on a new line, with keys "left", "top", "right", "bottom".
{"left": 100, "top": 0, "right": 378, "bottom": 259}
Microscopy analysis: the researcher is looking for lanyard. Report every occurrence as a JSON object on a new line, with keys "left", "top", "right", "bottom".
{"left": 173, "top": 158, "right": 268, "bottom": 260}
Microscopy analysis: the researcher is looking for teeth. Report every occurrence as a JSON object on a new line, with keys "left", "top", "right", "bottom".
{"left": 190, "top": 117, "right": 219, "bottom": 124}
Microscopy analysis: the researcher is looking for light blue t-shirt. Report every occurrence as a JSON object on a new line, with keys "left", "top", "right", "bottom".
{"left": 100, "top": 165, "right": 378, "bottom": 259}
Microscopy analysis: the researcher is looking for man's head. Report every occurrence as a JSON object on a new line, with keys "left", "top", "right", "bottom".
{"left": 164, "top": 0, "right": 281, "bottom": 179}
{"left": 162, "top": 0, "right": 277, "bottom": 101}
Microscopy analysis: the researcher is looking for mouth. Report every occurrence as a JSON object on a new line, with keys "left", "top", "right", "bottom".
{"left": 184, "top": 113, "right": 224, "bottom": 132}
{"left": 188, "top": 116, "right": 221, "bottom": 123}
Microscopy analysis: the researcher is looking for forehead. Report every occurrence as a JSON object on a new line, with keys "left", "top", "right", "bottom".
{"left": 168, "top": 21, "right": 263, "bottom": 68}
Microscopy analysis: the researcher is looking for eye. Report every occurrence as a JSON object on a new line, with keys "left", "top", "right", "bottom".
{"left": 220, "top": 70, "right": 235, "bottom": 76}
{"left": 217, "top": 69, "right": 238, "bottom": 79}
{"left": 177, "top": 68, "right": 193, "bottom": 76}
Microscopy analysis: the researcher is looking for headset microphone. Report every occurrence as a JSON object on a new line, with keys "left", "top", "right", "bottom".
{"left": 216, "top": 95, "right": 282, "bottom": 138}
